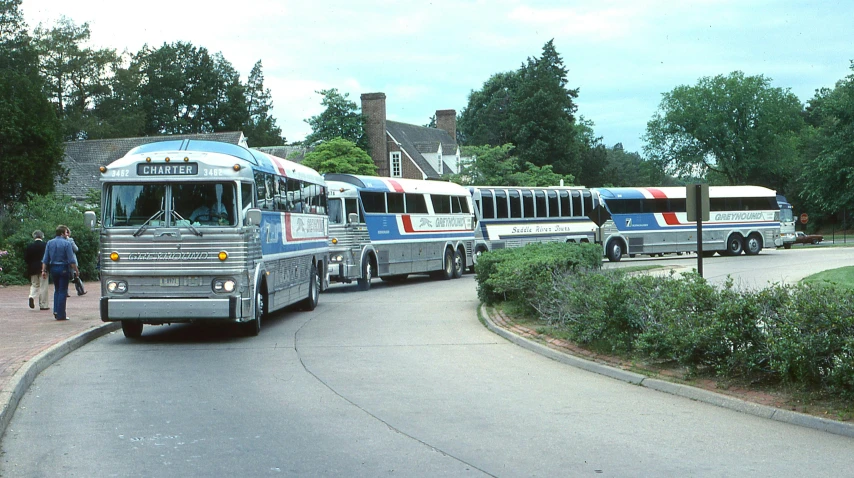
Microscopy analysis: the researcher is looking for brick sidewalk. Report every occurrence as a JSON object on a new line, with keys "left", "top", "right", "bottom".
{"left": 0, "top": 284, "right": 104, "bottom": 395}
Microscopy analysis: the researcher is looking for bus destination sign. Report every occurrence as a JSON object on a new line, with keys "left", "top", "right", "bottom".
{"left": 137, "top": 163, "right": 199, "bottom": 176}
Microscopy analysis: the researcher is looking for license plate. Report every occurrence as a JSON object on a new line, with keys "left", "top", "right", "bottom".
{"left": 160, "top": 277, "right": 180, "bottom": 287}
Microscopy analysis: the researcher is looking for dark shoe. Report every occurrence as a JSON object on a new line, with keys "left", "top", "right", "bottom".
{"left": 40, "top": 307, "right": 50, "bottom": 310}
{"left": 55, "top": 317, "right": 69, "bottom": 321}
{"left": 78, "top": 291, "right": 87, "bottom": 296}
{"left": 29, "top": 297, "right": 34, "bottom": 309}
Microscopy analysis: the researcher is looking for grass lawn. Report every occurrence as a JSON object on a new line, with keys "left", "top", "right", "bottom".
{"left": 802, "top": 266, "right": 854, "bottom": 287}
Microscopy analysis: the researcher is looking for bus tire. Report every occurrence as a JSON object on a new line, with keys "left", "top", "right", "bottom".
{"left": 121, "top": 320, "right": 143, "bottom": 339}
{"left": 299, "top": 263, "right": 319, "bottom": 311}
{"left": 452, "top": 249, "right": 464, "bottom": 278}
{"left": 443, "top": 248, "right": 454, "bottom": 280}
{"left": 244, "top": 287, "right": 263, "bottom": 336}
{"left": 357, "top": 255, "right": 373, "bottom": 291}
{"left": 745, "top": 234, "right": 762, "bottom": 255}
{"left": 606, "top": 240, "right": 623, "bottom": 262}
{"left": 725, "top": 235, "right": 744, "bottom": 255}
{"left": 783, "top": 243, "right": 792, "bottom": 249}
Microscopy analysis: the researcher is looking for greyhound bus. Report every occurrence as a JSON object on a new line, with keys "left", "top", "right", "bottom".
{"left": 469, "top": 186, "right": 601, "bottom": 265}
{"left": 325, "top": 174, "right": 475, "bottom": 290}
{"left": 85, "top": 140, "right": 328, "bottom": 338}
{"left": 595, "top": 186, "right": 783, "bottom": 261}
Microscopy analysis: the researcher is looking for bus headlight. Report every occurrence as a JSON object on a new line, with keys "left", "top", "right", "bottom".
{"left": 213, "top": 278, "right": 236, "bottom": 293}
{"left": 107, "top": 280, "right": 128, "bottom": 293}
{"left": 330, "top": 254, "right": 344, "bottom": 263}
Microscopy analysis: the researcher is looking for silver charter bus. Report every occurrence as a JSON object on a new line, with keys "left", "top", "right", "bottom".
{"left": 86, "top": 140, "right": 328, "bottom": 338}
{"left": 325, "top": 174, "right": 475, "bottom": 290}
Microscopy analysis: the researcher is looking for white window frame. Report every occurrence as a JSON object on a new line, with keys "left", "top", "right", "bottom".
{"left": 390, "top": 151, "right": 402, "bottom": 178}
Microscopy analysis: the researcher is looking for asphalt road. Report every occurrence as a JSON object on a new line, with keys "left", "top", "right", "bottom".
{"left": 3, "top": 248, "right": 854, "bottom": 476}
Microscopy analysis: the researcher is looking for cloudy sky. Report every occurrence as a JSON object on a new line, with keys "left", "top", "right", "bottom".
{"left": 19, "top": 0, "right": 854, "bottom": 153}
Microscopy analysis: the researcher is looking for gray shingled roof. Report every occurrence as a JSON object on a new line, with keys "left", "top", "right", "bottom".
{"left": 254, "top": 145, "right": 311, "bottom": 163}
{"left": 56, "top": 132, "right": 245, "bottom": 202}
{"left": 386, "top": 121, "right": 457, "bottom": 179}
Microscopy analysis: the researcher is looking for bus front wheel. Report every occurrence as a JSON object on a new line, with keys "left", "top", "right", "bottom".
{"left": 299, "top": 263, "right": 319, "bottom": 311}
{"left": 244, "top": 288, "right": 263, "bottom": 336}
{"left": 606, "top": 240, "right": 623, "bottom": 262}
{"left": 121, "top": 320, "right": 143, "bottom": 339}
{"left": 357, "top": 256, "right": 373, "bottom": 291}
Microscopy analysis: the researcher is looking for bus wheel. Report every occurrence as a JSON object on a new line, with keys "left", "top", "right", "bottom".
{"left": 357, "top": 256, "right": 372, "bottom": 291}
{"left": 725, "top": 235, "right": 744, "bottom": 255}
{"left": 299, "top": 263, "right": 319, "bottom": 311}
{"left": 745, "top": 234, "right": 762, "bottom": 255}
{"left": 452, "top": 249, "right": 464, "bottom": 278}
{"left": 244, "top": 288, "right": 263, "bottom": 336}
{"left": 121, "top": 321, "right": 143, "bottom": 339}
{"left": 606, "top": 240, "right": 623, "bottom": 262}
{"left": 783, "top": 243, "right": 792, "bottom": 249}
{"left": 441, "top": 248, "right": 455, "bottom": 280}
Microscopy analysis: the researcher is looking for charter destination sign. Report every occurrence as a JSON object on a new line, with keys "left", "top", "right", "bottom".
{"left": 137, "top": 163, "right": 198, "bottom": 176}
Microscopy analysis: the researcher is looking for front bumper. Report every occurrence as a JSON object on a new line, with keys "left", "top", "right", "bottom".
{"left": 101, "top": 296, "right": 250, "bottom": 323}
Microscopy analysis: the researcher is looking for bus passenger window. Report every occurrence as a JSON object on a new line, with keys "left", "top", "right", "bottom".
{"left": 405, "top": 194, "right": 428, "bottom": 214}
{"left": 509, "top": 190, "right": 522, "bottom": 218}
{"left": 571, "top": 190, "right": 582, "bottom": 216}
{"left": 495, "top": 190, "right": 509, "bottom": 218}
{"left": 535, "top": 190, "right": 547, "bottom": 218}
{"left": 387, "top": 192, "right": 405, "bottom": 213}
{"left": 559, "top": 190, "right": 571, "bottom": 216}
{"left": 431, "top": 195, "right": 451, "bottom": 214}
{"left": 481, "top": 191, "right": 495, "bottom": 219}
{"left": 547, "top": 191, "right": 559, "bottom": 217}
{"left": 361, "top": 192, "right": 386, "bottom": 213}
{"left": 522, "top": 190, "right": 534, "bottom": 218}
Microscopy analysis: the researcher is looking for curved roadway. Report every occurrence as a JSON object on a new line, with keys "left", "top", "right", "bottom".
{"left": 3, "top": 247, "right": 854, "bottom": 476}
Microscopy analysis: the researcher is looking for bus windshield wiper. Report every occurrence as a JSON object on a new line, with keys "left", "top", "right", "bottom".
{"left": 171, "top": 210, "right": 203, "bottom": 237}
{"left": 133, "top": 210, "right": 165, "bottom": 237}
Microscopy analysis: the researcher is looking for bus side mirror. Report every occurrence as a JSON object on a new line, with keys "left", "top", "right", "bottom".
{"left": 84, "top": 211, "right": 96, "bottom": 229}
{"left": 347, "top": 213, "right": 358, "bottom": 224}
{"left": 245, "top": 208, "right": 262, "bottom": 226}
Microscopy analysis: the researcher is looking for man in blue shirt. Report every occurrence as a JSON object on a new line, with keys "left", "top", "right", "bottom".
{"left": 41, "top": 225, "right": 80, "bottom": 320}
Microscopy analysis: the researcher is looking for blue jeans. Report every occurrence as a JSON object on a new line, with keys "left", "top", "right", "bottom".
{"left": 50, "top": 264, "right": 70, "bottom": 319}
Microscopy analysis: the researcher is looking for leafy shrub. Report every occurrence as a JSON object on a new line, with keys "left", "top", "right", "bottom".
{"left": 0, "top": 192, "right": 99, "bottom": 285}
{"left": 475, "top": 242, "right": 601, "bottom": 312}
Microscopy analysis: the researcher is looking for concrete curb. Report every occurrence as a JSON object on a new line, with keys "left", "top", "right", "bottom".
{"left": 480, "top": 304, "right": 854, "bottom": 439}
{"left": 0, "top": 322, "right": 121, "bottom": 438}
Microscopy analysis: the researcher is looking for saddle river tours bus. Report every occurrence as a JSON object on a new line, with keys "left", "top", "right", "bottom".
{"left": 324, "top": 174, "right": 475, "bottom": 290}
{"left": 85, "top": 140, "right": 328, "bottom": 338}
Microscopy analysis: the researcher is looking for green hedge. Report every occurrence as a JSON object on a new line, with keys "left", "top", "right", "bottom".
{"left": 482, "top": 244, "right": 854, "bottom": 401}
{"left": 475, "top": 242, "right": 602, "bottom": 312}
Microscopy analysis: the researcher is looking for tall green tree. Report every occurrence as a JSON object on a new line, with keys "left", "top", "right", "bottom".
{"left": 798, "top": 61, "right": 854, "bottom": 220}
{"left": 243, "top": 60, "right": 284, "bottom": 146}
{"left": 301, "top": 137, "right": 376, "bottom": 175}
{"left": 446, "top": 144, "right": 574, "bottom": 187}
{"left": 605, "top": 143, "right": 677, "bottom": 187}
{"left": 32, "top": 16, "right": 117, "bottom": 140}
{"left": 643, "top": 71, "right": 804, "bottom": 190}
{"left": 303, "top": 88, "right": 367, "bottom": 150}
{"left": 458, "top": 40, "right": 581, "bottom": 177}
{"left": 0, "top": 0, "right": 64, "bottom": 206}
{"left": 86, "top": 53, "right": 146, "bottom": 138}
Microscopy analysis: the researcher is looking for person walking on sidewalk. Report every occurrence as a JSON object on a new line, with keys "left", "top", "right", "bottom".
{"left": 25, "top": 230, "right": 49, "bottom": 310}
{"left": 67, "top": 228, "right": 86, "bottom": 296}
{"left": 41, "top": 225, "right": 79, "bottom": 320}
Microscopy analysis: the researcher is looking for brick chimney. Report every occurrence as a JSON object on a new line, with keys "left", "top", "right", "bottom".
{"left": 435, "top": 109, "right": 457, "bottom": 143}
{"left": 361, "top": 92, "right": 387, "bottom": 175}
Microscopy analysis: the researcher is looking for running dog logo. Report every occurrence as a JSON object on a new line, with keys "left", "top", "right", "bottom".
{"left": 419, "top": 218, "right": 433, "bottom": 228}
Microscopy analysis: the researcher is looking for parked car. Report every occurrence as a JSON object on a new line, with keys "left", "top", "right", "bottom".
{"left": 793, "top": 231, "right": 823, "bottom": 245}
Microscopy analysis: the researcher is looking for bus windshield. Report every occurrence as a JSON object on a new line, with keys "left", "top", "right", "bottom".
{"left": 104, "top": 182, "right": 237, "bottom": 227}
{"left": 779, "top": 207, "right": 794, "bottom": 223}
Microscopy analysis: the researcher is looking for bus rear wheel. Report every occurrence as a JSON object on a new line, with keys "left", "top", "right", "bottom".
{"left": 745, "top": 234, "right": 762, "bottom": 255}
{"left": 606, "top": 240, "right": 623, "bottom": 262}
{"left": 121, "top": 320, "right": 143, "bottom": 339}
{"left": 725, "top": 235, "right": 744, "bottom": 255}
{"left": 452, "top": 249, "right": 464, "bottom": 278}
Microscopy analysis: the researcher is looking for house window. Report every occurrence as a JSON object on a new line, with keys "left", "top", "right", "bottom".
{"left": 390, "top": 152, "right": 401, "bottom": 178}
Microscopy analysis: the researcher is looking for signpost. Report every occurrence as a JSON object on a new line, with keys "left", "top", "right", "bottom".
{"left": 687, "top": 184, "right": 710, "bottom": 277}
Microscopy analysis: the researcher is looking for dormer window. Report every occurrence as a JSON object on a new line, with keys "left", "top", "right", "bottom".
{"left": 390, "top": 152, "right": 401, "bottom": 178}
